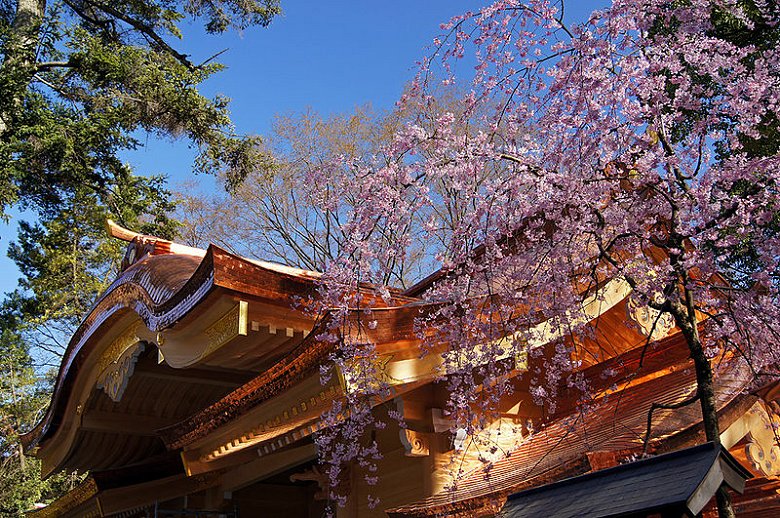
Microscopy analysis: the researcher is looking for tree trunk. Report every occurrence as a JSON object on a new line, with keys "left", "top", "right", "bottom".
{"left": 0, "top": 0, "right": 47, "bottom": 138}
{"left": 671, "top": 287, "right": 736, "bottom": 518}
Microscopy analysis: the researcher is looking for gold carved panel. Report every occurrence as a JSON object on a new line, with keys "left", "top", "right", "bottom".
{"left": 627, "top": 295, "right": 674, "bottom": 341}
{"left": 745, "top": 403, "right": 780, "bottom": 476}
{"left": 96, "top": 323, "right": 140, "bottom": 375}
{"left": 201, "top": 301, "right": 248, "bottom": 360}
{"left": 96, "top": 343, "right": 144, "bottom": 402}
{"left": 95, "top": 323, "right": 144, "bottom": 402}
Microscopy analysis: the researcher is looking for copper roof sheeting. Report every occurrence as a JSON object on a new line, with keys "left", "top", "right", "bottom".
{"left": 387, "top": 357, "right": 753, "bottom": 517}
{"left": 731, "top": 476, "right": 780, "bottom": 517}
{"left": 21, "top": 252, "right": 205, "bottom": 451}
{"left": 158, "top": 320, "right": 336, "bottom": 450}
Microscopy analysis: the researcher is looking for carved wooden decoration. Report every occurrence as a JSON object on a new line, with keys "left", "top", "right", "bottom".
{"left": 198, "top": 384, "right": 339, "bottom": 464}
{"left": 107, "top": 219, "right": 205, "bottom": 271}
{"left": 96, "top": 323, "right": 141, "bottom": 375}
{"left": 290, "top": 466, "right": 328, "bottom": 499}
{"left": 95, "top": 323, "right": 143, "bottom": 402}
{"left": 121, "top": 237, "right": 157, "bottom": 270}
{"left": 744, "top": 404, "right": 780, "bottom": 476}
{"left": 400, "top": 428, "right": 431, "bottom": 457}
{"left": 201, "top": 301, "right": 248, "bottom": 360}
{"left": 627, "top": 295, "right": 674, "bottom": 341}
{"left": 96, "top": 342, "right": 145, "bottom": 402}
{"left": 32, "top": 477, "right": 100, "bottom": 518}
{"left": 337, "top": 353, "right": 394, "bottom": 394}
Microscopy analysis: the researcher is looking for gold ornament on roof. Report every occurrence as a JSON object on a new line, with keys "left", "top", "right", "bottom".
{"left": 627, "top": 294, "right": 674, "bottom": 341}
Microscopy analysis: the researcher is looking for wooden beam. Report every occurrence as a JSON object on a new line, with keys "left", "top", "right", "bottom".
{"left": 98, "top": 472, "right": 222, "bottom": 516}
{"left": 105, "top": 219, "right": 205, "bottom": 256}
{"left": 133, "top": 365, "right": 253, "bottom": 388}
{"left": 181, "top": 443, "right": 261, "bottom": 476}
{"left": 81, "top": 410, "right": 177, "bottom": 436}
{"left": 221, "top": 443, "right": 317, "bottom": 492}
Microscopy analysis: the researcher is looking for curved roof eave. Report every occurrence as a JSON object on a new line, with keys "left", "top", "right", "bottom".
{"left": 21, "top": 243, "right": 326, "bottom": 453}
{"left": 21, "top": 249, "right": 211, "bottom": 452}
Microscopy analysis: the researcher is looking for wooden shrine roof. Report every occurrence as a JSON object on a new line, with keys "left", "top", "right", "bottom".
{"left": 159, "top": 275, "right": 637, "bottom": 466}
{"left": 20, "top": 225, "right": 339, "bottom": 467}
{"left": 20, "top": 251, "right": 204, "bottom": 452}
{"left": 23, "top": 220, "right": 424, "bottom": 476}
{"left": 386, "top": 349, "right": 754, "bottom": 517}
{"left": 26, "top": 220, "right": 737, "bottom": 500}
{"left": 23, "top": 223, "right": 770, "bottom": 517}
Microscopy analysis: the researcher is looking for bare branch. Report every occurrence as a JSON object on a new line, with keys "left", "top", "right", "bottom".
{"left": 36, "top": 61, "right": 74, "bottom": 71}
{"left": 642, "top": 393, "right": 700, "bottom": 455}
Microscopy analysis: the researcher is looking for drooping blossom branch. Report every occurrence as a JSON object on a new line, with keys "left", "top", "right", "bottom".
{"left": 308, "top": 1, "right": 780, "bottom": 512}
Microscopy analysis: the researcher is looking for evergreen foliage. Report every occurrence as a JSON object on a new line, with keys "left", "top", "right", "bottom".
{"left": 0, "top": 0, "right": 280, "bottom": 511}
{"left": 0, "top": 314, "right": 80, "bottom": 516}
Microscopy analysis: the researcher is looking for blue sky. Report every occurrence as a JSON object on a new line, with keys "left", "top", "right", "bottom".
{"left": 0, "top": 1, "right": 605, "bottom": 296}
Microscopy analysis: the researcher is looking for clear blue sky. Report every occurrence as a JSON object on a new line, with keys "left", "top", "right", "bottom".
{"left": 0, "top": 1, "right": 605, "bottom": 296}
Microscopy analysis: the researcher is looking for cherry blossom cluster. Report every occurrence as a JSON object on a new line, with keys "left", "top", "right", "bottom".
{"left": 310, "top": 0, "right": 780, "bottom": 507}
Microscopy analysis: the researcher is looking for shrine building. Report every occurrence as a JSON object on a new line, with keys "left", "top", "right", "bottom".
{"left": 22, "top": 221, "right": 780, "bottom": 517}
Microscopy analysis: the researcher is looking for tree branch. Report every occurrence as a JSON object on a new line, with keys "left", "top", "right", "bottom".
{"left": 86, "top": 1, "right": 196, "bottom": 70}
{"left": 642, "top": 393, "right": 700, "bottom": 455}
{"left": 36, "top": 61, "right": 74, "bottom": 71}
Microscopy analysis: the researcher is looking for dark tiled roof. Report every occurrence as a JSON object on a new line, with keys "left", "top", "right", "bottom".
{"left": 501, "top": 442, "right": 750, "bottom": 518}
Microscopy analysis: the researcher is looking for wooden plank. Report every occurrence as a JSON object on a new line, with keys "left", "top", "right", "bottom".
{"left": 98, "top": 472, "right": 222, "bottom": 516}
{"left": 133, "top": 364, "right": 252, "bottom": 387}
{"left": 221, "top": 442, "right": 317, "bottom": 492}
{"left": 80, "top": 410, "right": 177, "bottom": 436}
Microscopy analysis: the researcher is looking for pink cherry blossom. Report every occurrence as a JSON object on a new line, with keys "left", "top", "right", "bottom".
{"left": 308, "top": 1, "right": 780, "bottom": 511}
